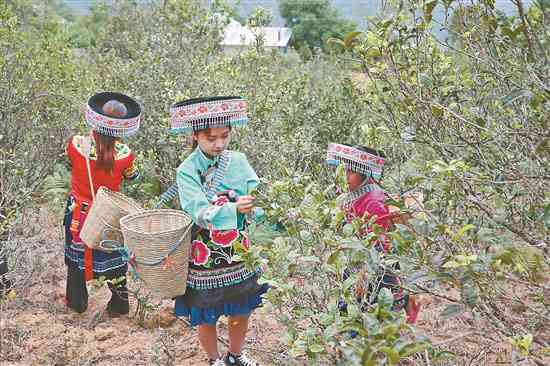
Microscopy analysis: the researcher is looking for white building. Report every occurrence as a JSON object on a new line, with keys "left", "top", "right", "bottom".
{"left": 221, "top": 19, "right": 292, "bottom": 55}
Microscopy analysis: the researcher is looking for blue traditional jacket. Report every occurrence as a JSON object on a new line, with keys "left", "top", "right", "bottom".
{"left": 177, "top": 148, "right": 259, "bottom": 270}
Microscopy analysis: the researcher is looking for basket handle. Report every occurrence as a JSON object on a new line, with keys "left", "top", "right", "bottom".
{"left": 130, "top": 224, "right": 193, "bottom": 267}
{"left": 89, "top": 217, "right": 125, "bottom": 252}
{"left": 98, "top": 226, "right": 124, "bottom": 252}
{"left": 99, "top": 239, "right": 124, "bottom": 252}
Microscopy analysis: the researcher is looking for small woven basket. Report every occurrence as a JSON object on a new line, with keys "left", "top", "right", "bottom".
{"left": 120, "top": 209, "right": 193, "bottom": 299}
{"left": 81, "top": 186, "right": 142, "bottom": 252}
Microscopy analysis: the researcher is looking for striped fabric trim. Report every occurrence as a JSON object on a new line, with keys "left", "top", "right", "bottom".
{"left": 154, "top": 183, "right": 179, "bottom": 209}
{"left": 337, "top": 182, "right": 382, "bottom": 210}
{"left": 186, "top": 264, "right": 261, "bottom": 290}
{"left": 205, "top": 151, "right": 231, "bottom": 201}
{"left": 65, "top": 244, "right": 127, "bottom": 273}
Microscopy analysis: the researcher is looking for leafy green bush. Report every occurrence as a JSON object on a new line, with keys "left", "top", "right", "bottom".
{"left": 251, "top": 170, "right": 430, "bottom": 365}
{"left": 0, "top": 2, "right": 76, "bottom": 236}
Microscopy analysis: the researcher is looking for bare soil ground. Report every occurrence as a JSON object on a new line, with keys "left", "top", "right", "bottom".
{"left": 0, "top": 207, "right": 290, "bottom": 366}
{"left": 1, "top": 207, "right": 548, "bottom": 366}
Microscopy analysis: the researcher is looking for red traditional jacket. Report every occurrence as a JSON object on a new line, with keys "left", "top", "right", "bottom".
{"left": 341, "top": 184, "right": 422, "bottom": 323}
{"left": 341, "top": 186, "right": 394, "bottom": 252}
{"left": 65, "top": 135, "right": 139, "bottom": 281}
{"left": 66, "top": 135, "right": 138, "bottom": 203}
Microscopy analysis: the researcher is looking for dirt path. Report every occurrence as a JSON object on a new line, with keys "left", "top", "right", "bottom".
{"left": 1, "top": 289, "right": 284, "bottom": 366}
{"left": 0, "top": 208, "right": 287, "bottom": 366}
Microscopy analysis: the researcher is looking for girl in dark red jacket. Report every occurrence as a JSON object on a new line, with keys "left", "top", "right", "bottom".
{"left": 326, "top": 143, "right": 420, "bottom": 324}
{"left": 64, "top": 92, "right": 141, "bottom": 315}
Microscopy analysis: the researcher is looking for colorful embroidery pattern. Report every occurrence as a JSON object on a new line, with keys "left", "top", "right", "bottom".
{"left": 192, "top": 188, "right": 250, "bottom": 269}
{"left": 210, "top": 228, "right": 239, "bottom": 247}
{"left": 191, "top": 240, "right": 211, "bottom": 266}
{"left": 123, "top": 162, "right": 139, "bottom": 180}
{"left": 326, "top": 143, "right": 385, "bottom": 179}
{"left": 170, "top": 98, "right": 248, "bottom": 134}
{"left": 85, "top": 104, "right": 140, "bottom": 137}
{"left": 193, "top": 222, "right": 249, "bottom": 269}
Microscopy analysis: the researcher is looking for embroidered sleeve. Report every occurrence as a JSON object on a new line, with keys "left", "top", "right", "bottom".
{"left": 177, "top": 166, "right": 238, "bottom": 231}
{"left": 122, "top": 154, "right": 140, "bottom": 181}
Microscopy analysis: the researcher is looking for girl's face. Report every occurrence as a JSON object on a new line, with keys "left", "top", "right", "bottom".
{"left": 193, "top": 126, "right": 231, "bottom": 157}
{"left": 346, "top": 170, "right": 365, "bottom": 192}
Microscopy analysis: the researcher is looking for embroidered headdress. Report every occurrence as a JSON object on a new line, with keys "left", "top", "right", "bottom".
{"left": 326, "top": 143, "right": 385, "bottom": 180}
{"left": 85, "top": 92, "right": 142, "bottom": 137}
{"left": 169, "top": 96, "right": 248, "bottom": 134}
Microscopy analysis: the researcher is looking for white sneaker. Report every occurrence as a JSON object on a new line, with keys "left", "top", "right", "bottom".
{"left": 225, "top": 351, "right": 261, "bottom": 366}
{"left": 209, "top": 358, "right": 226, "bottom": 366}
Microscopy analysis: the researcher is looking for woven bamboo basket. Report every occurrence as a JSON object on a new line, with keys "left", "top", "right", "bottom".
{"left": 120, "top": 209, "right": 193, "bottom": 299}
{"left": 81, "top": 186, "right": 143, "bottom": 252}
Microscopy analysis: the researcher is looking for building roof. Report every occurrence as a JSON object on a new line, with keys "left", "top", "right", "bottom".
{"left": 222, "top": 19, "right": 292, "bottom": 48}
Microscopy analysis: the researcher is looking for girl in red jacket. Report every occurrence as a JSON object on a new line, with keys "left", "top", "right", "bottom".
{"left": 64, "top": 92, "right": 141, "bottom": 315}
{"left": 326, "top": 143, "right": 420, "bottom": 324}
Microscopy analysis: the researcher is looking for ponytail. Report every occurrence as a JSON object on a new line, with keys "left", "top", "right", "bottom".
{"left": 93, "top": 99, "right": 126, "bottom": 173}
{"left": 93, "top": 131, "right": 117, "bottom": 173}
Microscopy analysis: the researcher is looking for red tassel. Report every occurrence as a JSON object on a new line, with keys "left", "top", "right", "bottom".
{"left": 84, "top": 246, "right": 93, "bottom": 282}
{"left": 406, "top": 296, "right": 421, "bottom": 324}
{"left": 70, "top": 202, "right": 81, "bottom": 236}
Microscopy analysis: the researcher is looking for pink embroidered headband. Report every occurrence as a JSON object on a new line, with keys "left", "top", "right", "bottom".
{"left": 326, "top": 143, "right": 385, "bottom": 179}
{"left": 85, "top": 92, "right": 142, "bottom": 138}
{"left": 169, "top": 96, "right": 248, "bottom": 135}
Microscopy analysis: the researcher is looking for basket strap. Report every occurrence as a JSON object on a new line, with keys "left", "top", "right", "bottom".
{"left": 130, "top": 224, "right": 192, "bottom": 267}
{"left": 82, "top": 134, "right": 95, "bottom": 282}
{"left": 83, "top": 134, "right": 95, "bottom": 201}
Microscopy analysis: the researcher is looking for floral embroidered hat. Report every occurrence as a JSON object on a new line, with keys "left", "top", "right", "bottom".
{"left": 326, "top": 143, "right": 386, "bottom": 180}
{"left": 169, "top": 96, "right": 248, "bottom": 134}
{"left": 85, "top": 92, "right": 142, "bottom": 138}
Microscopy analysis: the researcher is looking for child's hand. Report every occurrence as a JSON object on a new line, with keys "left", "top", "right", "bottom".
{"left": 236, "top": 195, "right": 255, "bottom": 214}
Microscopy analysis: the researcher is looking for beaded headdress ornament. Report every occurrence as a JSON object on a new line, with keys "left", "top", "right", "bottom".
{"left": 169, "top": 96, "right": 248, "bottom": 135}
{"left": 326, "top": 143, "right": 385, "bottom": 180}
